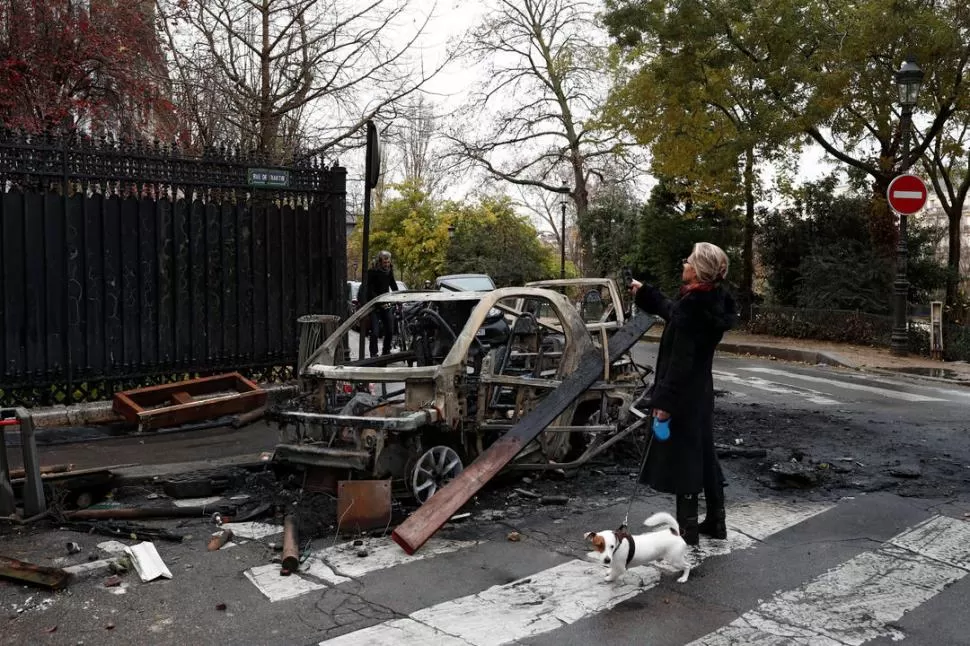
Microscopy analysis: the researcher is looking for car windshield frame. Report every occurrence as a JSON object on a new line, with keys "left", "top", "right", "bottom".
{"left": 437, "top": 275, "right": 496, "bottom": 291}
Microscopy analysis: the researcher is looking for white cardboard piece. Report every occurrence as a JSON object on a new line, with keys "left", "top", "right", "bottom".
{"left": 124, "top": 541, "right": 173, "bottom": 582}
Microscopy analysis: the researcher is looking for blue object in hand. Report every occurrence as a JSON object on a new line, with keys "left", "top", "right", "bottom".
{"left": 653, "top": 417, "right": 670, "bottom": 441}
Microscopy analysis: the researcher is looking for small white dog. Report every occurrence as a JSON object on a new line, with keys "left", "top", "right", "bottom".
{"left": 584, "top": 512, "right": 691, "bottom": 583}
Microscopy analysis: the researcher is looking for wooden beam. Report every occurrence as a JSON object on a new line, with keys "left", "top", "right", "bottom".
{"left": 391, "top": 313, "right": 658, "bottom": 555}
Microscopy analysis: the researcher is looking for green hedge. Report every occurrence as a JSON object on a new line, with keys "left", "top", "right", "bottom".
{"left": 745, "top": 306, "right": 970, "bottom": 362}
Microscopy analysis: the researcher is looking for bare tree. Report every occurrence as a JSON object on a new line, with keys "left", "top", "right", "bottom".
{"left": 448, "top": 0, "right": 642, "bottom": 229}
{"left": 156, "top": 0, "right": 454, "bottom": 162}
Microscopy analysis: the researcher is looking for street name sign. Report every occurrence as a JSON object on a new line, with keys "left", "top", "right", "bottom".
{"left": 247, "top": 168, "right": 291, "bottom": 188}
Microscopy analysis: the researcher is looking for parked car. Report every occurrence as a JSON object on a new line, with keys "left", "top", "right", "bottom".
{"left": 435, "top": 273, "right": 496, "bottom": 291}
{"left": 274, "top": 286, "right": 651, "bottom": 504}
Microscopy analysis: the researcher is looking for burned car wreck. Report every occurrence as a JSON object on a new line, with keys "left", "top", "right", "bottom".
{"left": 272, "top": 287, "right": 651, "bottom": 505}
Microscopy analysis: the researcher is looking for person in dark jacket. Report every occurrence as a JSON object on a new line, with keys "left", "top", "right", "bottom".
{"left": 361, "top": 250, "right": 399, "bottom": 357}
{"left": 630, "top": 242, "right": 736, "bottom": 545}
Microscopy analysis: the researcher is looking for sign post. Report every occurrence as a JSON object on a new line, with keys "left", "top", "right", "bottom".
{"left": 886, "top": 173, "right": 928, "bottom": 357}
{"left": 359, "top": 121, "right": 381, "bottom": 360}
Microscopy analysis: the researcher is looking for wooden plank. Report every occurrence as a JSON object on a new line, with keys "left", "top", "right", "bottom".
{"left": 135, "top": 390, "right": 266, "bottom": 430}
{"left": 391, "top": 312, "right": 658, "bottom": 555}
{"left": 170, "top": 391, "right": 193, "bottom": 405}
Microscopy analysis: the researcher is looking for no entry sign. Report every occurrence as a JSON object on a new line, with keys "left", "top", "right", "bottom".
{"left": 887, "top": 174, "right": 928, "bottom": 215}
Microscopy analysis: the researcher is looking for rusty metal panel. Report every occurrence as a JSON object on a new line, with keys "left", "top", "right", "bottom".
{"left": 337, "top": 480, "right": 392, "bottom": 534}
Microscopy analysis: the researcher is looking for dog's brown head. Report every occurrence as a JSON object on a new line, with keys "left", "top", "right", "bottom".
{"left": 584, "top": 531, "right": 607, "bottom": 553}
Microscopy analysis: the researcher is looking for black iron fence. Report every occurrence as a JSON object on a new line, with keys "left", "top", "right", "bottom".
{"left": 0, "top": 131, "right": 347, "bottom": 407}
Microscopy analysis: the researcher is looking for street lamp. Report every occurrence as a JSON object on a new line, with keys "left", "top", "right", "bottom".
{"left": 890, "top": 56, "right": 924, "bottom": 357}
{"left": 560, "top": 182, "right": 569, "bottom": 279}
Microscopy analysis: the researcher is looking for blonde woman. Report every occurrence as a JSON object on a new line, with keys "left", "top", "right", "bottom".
{"left": 630, "top": 242, "right": 736, "bottom": 545}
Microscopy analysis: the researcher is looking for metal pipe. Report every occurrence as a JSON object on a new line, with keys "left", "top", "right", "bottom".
{"left": 281, "top": 514, "right": 300, "bottom": 572}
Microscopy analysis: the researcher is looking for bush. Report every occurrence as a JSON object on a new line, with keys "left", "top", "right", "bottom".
{"left": 944, "top": 325, "right": 970, "bottom": 362}
{"left": 745, "top": 306, "right": 891, "bottom": 346}
{"left": 745, "top": 306, "right": 970, "bottom": 362}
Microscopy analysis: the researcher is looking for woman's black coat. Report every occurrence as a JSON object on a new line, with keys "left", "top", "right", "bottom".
{"left": 634, "top": 283, "right": 737, "bottom": 495}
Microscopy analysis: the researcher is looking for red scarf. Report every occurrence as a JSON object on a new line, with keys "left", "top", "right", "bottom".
{"left": 678, "top": 281, "right": 717, "bottom": 297}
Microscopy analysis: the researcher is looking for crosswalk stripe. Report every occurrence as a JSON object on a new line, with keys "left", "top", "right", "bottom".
{"left": 840, "top": 371, "right": 970, "bottom": 400}
{"left": 302, "top": 537, "right": 479, "bottom": 585}
{"left": 687, "top": 515, "right": 970, "bottom": 646}
{"left": 714, "top": 370, "right": 840, "bottom": 405}
{"left": 319, "top": 500, "right": 833, "bottom": 646}
{"left": 741, "top": 367, "right": 947, "bottom": 402}
{"left": 244, "top": 537, "right": 479, "bottom": 602}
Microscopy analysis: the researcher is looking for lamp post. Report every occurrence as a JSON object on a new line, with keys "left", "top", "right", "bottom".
{"left": 890, "top": 56, "right": 924, "bottom": 357}
{"left": 560, "top": 183, "right": 568, "bottom": 279}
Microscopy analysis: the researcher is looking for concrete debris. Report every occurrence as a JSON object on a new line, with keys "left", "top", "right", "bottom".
{"left": 769, "top": 461, "right": 822, "bottom": 488}
{"left": 66, "top": 542, "right": 81, "bottom": 554}
{"left": 540, "top": 495, "right": 569, "bottom": 505}
{"left": 889, "top": 465, "right": 922, "bottom": 479}
{"left": 97, "top": 541, "right": 129, "bottom": 556}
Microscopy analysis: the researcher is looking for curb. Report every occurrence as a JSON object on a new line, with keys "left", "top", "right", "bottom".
{"left": 715, "top": 342, "right": 856, "bottom": 369}
{"left": 640, "top": 335, "right": 856, "bottom": 369}
{"left": 641, "top": 335, "right": 970, "bottom": 387}
{"left": 13, "top": 382, "right": 300, "bottom": 430}
{"left": 856, "top": 367, "right": 970, "bottom": 388}
{"left": 112, "top": 453, "right": 271, "bottom": 487}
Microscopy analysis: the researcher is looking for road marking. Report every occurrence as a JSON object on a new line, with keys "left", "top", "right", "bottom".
{"left": 714, "top": 370, "right": 840, "bottom": 405}
{"left": 319, "top": 500, "right": 833, "bottom": 646}
{"left": 741, "top": 367, "right": 947, "bottom": 402}
{"left": 840, "top": 371, "right": 970, "bottom": 400}
{"left": 221, "top": 521, "right": 283, "bottom": 540}
{"left": 303, "top": 537, "right": 480, "bottom": 585}
{"left": 687, "top": 515, "right": 970, "bottom": 646}
{"left": 245, "top": 563, "right": 326, "bottom": 602}
{"left": 244, "top": 537, "right": 481, "bottom": 601}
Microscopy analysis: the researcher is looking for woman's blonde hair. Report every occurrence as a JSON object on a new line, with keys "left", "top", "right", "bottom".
{"left": 689, "top": 242, "right": 729, "bottom": 283}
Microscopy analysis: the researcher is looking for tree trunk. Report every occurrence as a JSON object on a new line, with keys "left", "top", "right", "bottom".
{"left": 258, "top": 0, "right": 277, "bottom": 161}
{"left": 741, "top": 145, "right": 755, "bottom": 320}
{"left": 946, "top": 208, "right": 963, "bottom": 320}
{"left": 572, "top": 163, "right": 589, "bottom": 276}
{"left": 869, "top": 177, "right": 898, "bottom": 257}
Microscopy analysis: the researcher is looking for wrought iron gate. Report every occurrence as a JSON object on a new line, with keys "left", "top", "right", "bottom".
{"left": 0, "top": 131, "right": 347, "bottom": 407}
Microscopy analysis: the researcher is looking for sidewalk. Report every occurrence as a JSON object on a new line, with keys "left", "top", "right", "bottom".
{"left": 644, "top": 328, "right": 970, "bottom": 385}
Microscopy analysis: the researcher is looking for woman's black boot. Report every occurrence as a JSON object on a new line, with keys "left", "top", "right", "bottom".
{"left": 699, "top": 485, "right": 727, "bottom": 539}
{"left": 676, "top": 494, "right": 699, "bottom": 546}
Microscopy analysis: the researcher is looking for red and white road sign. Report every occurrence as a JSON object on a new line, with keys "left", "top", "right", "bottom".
{"left": 887, "top": 174, "right": 928, "bottom": 215}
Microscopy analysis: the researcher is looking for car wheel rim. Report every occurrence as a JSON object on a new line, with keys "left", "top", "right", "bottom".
{"left": 411, "top": 446, "right": 463, "bottom": 504}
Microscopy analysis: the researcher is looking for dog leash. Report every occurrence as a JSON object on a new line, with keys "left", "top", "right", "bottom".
{"left": 620, "top": 418, "right": 654, "bottom": 531}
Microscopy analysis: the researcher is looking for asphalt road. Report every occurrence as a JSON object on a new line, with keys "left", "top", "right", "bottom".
{"left": 2, "top": 345, "right": 970, "bottom": 646}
